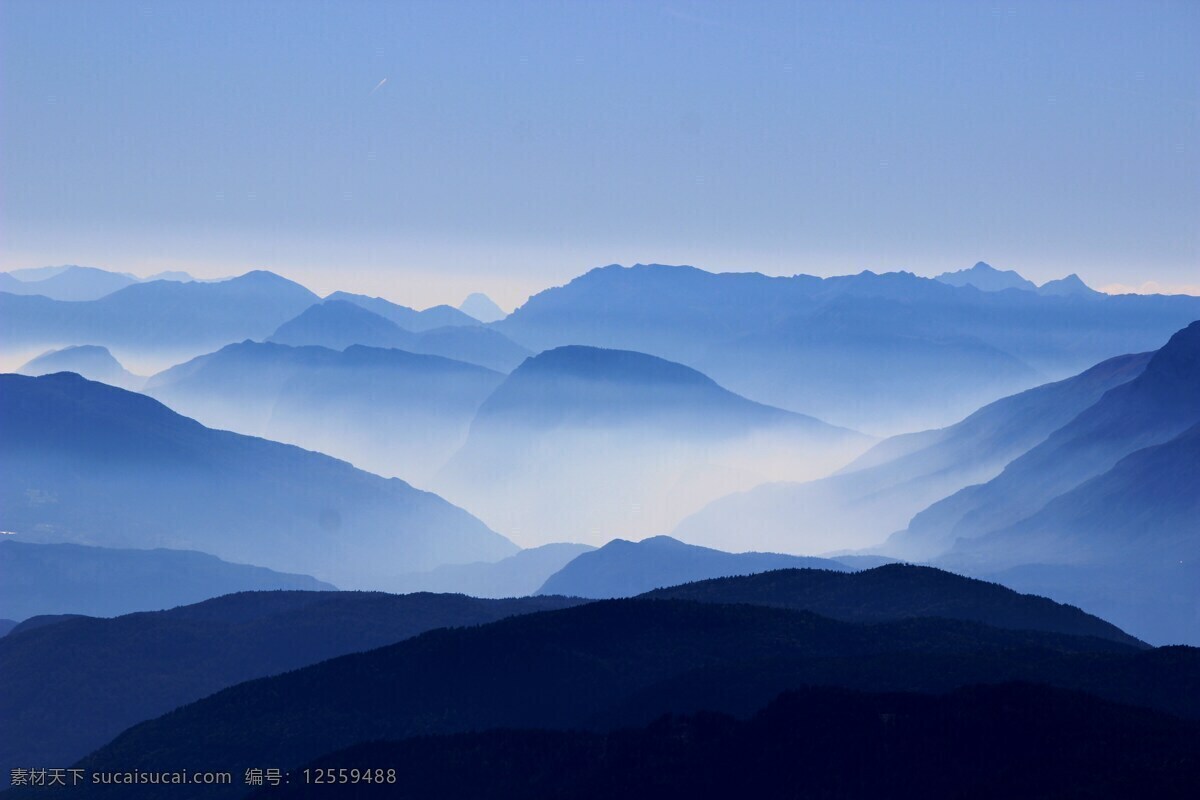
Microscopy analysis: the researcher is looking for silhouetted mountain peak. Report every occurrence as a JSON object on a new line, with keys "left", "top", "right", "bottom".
{"left": 1039, "top": 273, "right": 1100, "bottom": 297}
{"left": 935, "top": 262, "right": 1038, "bottom": 292}
{"left": 459, "top": 292, "right": 506, "bottom": 323}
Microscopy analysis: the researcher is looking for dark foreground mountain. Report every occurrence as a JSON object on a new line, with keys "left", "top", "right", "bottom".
{"left": 643, "top": 564, "right": 1141, "bottom": 647}
{"left": 435, "top": 345, "right": 869, "bottom": 544}
{"left": 0, "top": 591, "right": 583, "bottom": 788}
{"left": 536, "top": 536, "right": 850, "bottom": 599}
{"left": 0, "top": 540, "right": 332, "bottom": 620}
{"left": 0, "top": 373, "right": 516, "bottom": 587}
{"left": 676, "top": 350, "right": 1150, "bottom": 553}
{"left": 59, "top": 596, "right": 1200, "bottom": 798}
{"left": 391, "top": 543, "right": 595, "bottom": 597}
{"left": 257, "top": 684, "right": 1200, "bottom": 800}
{"left": 146, "top": 341, "right": 505, "bottom": 480}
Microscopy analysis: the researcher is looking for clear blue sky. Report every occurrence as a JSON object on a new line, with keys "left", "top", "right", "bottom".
{"left": 2, "top": 0, "right": 1197, "bottom": 307}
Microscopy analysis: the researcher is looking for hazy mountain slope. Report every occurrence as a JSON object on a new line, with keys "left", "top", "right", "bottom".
{"left": 934, "top": 261, "right": 1038, "bottom": 292}
{"left": 146, "top": 341, "right": 505, "bottom": 480}
{"left": 18, "top": 345, "right": 144, "bottom": 389}
{"left": 0, "top": 373, "right": 516, "bottom": 586}
{"left": 436, "top": 345, "right": 869, "bottom": 545}
{"left": 642, "top": 564, "right": 1141, "bottom": 646}
{"left": 326, "top": 291, "right": 479, "bottom": 331}
{"left": 144, "top": 341, "right": 344, "bottom": 431}
{"left": 270, "top": 300, "right": 529, "bottom": 371}
{"left": 269, "top": 299, "right": 419, "bottom": 350}
{"left": 0, "top": 271, "right": 319, "bottom": 363}
{"left": 0, "top": 592, "right": 584, "bottom": 786}
{"left": 409, "top": 324, "right": 530, "bottom": 372}
{"left": 0, "top": 540, "right": 333, "bottom": 620}
{"left": 674, "top": 351, "right": 1151, "bottom": 553}
{"left": 265, "top": 345, "right": 506, "bottom": 479}
{"left": 66, "top": 599, "right": 1197, "bottom": 799}
{"left": 895, "top": 320, "right": 1200, "bottom": 558}
{"left": 0, "top": 620, "right": 15, "bottom": 637}
{"left": 391, "top": 543, "right": 595, "bottom": 597}
{"left": 261, "top": 685, "right": 1200, "bottom": 800}
{"left": 0, "top": 265, "right": 137, "bottom": 301}
{"left": 496, "top": 264, "right": 1200, "bottom": 432}
{"left": 537, "top": 536, "right": 850, "bottom": 599}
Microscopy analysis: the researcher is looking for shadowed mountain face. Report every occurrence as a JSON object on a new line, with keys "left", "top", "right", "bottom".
{"left": 269, "top": 300, "right": 530, "bottom": 371}
{"left": 145, "top": 341, "right": 505, "bottom": 481}
{"left": 675, "top": 350, "right": 1152, "bottom": 553}
{"left": 0, "top": 265, "right": 139, "bottom": 301}
{"left": 496, "top": 264, "right": 1200, "bottom": 433}
{"left": 18, "top": 345, "right": 144, "bottom": 390}
{"left": 391, "top": 543, "right": 595, "bottom": 598}
{"left": 895, "top": 320, "right": 1200, "bottom": 560}
{"left": 435, "top": 345, "right": 870, "bottom": 545}
{"left": 59, "top": 596, "right": 1199, "bottom": 799}
{"left": 537, "top": 536, "right": 850, "bottom": 599}
{"left": 0, "top": 540, "right": 333, "bottom": 620}
{"left": 0, "top": 591, "right": 585, "bottom": 787}
{"left": 260, "top": 684, "right": 1200, "bottom": 800}
{"left": 642, "top": 564, "right": 1142, "bottom": 647}
{"left": 0, "top": 271, "right": 319, "bottom": 368}
{"left": 326, "top": 291, "right": 480, "bottom": 331}
{"left": 952, "top": 422, "right": 1200, "bottom": 645}
{"left": 0, "top": 373, "right": 516, "bottom": 587}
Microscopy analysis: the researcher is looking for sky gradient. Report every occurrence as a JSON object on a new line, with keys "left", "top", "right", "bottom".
{"left": 2, "top": 0, "right": 1197, "bottom": 308}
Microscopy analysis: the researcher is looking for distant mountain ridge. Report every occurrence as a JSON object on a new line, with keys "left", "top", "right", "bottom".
{"left": 270, "top": 299, "right": 530, "bottom": 371}
{"left": 0, "top": 270, "right": 319, "bottom": 362}
{"left": 459, "top": 292, "right": 507, "bottom": 322}
{"left": 495, "top": 263, "right": 1199, "bottom": 432}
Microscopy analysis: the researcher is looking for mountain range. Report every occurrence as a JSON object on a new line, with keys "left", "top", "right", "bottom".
{"left": 269, "top": 299, "right": 530, "bottom": 371}
{"left": 495, "top": 263, "right": 1200, "bottom": 432}
{"left": 0, "top": 372, "right": 516, "bottom": 587}
{"left": 934, "top": 261, "right": 1102, "bottom": 298}
{"left": 0, "top": 265, "right": 200, "bottom": 302}
{"left": 60, "top": 593, "right": 1189, "bottom": 799}
{"left": 0, "top": 270, "right": 318, "bottom": 368}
